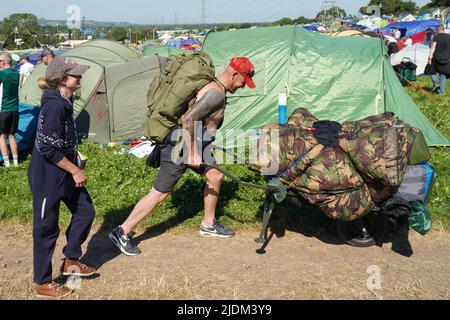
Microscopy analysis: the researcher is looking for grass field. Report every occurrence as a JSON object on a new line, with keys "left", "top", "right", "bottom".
{"left": 0, "top": 75, "right": 448, "bottom": 231}
{"left": 404, "top": 76, "right": 449, "bottom": 224}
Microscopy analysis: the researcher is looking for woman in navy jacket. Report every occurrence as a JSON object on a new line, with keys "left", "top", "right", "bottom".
{"left": 28, "top": 57, "right": 96, "bottom": 298}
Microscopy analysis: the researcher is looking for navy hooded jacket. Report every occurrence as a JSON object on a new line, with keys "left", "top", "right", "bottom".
{"left": 28, "top": 89, "right": 77, "bottom": 198}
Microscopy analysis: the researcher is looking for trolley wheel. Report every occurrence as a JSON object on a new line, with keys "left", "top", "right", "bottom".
{"left": 336, "top": 212, "right": 386, "bottom": 248}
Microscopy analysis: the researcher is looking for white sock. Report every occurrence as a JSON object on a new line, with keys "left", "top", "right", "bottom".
{"left": 13, "top": 156, "right": 18, "bottom": 166}
{"left": 3, "top": 158, "right": 10, "bottom": 167}
{"left": 202, "top": 220, "right": 214, "bottom": 228}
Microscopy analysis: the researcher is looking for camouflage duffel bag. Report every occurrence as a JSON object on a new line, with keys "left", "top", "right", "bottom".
{"left": 339, "top": 113, "right": 423, "bottom": 203}
{"left": 249, "top": 123, "right": 319, "bottom": 177}
{"left": 250, "top": 128, "right": 375, "bottom": 221}
{"left": 284, "top": 144, "right": 375, "bottom": 221}
{"left": 287, "top": 107, "right": 319, "bottom": 127}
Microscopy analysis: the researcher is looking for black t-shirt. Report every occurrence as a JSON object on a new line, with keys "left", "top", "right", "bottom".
{"left": 432, "top": 33, "right": 450, "bottom": 60}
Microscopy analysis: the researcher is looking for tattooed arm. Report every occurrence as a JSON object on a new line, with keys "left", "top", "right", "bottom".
{"left": 181, "top": 87, "right": 225, "bottom": 168}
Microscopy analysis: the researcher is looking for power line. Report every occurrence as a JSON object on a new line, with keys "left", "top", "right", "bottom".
{"left": 201, "top": 0, "right": 206, "bottom": 30}
{"left": 320, "top": 0, "right": 342, "bottom": 25}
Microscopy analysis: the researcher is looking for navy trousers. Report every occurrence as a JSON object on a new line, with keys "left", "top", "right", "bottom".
{"left": 32, "top": 187, "right": 95, "bottom": 284}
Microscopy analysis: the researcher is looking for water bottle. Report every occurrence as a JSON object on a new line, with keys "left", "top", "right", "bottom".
{"left": 279, "top": 92, "right": 287, "bottom": 125}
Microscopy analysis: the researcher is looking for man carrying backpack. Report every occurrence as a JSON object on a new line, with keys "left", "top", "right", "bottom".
{"left": 109, "top": 54, "right": 256, "bottom": 256}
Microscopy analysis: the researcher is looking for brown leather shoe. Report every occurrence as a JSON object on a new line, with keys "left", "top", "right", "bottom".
{"left": 36, "top": 282, "right": 73, "bottom": 298}
{"left": 61, "top": 259, "right": 96, "bottom": 277}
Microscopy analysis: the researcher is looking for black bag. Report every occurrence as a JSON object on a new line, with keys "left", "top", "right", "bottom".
{"left": 145, "top": 125, "right": 181, "bottom": 168}
{"left": 436, "top": 57, "right": 450, "bottom": 65}
{"left": 387, "top": 42, "right": 399, "bottom": 56}
{"left": 146, "top": 144, "right": 164, "bottom": 168}
{"left": 424, "top": 63, "right": 433, "bottom": 75}
{"left": 394, "top": 58, "right": 417, "bottom": 86}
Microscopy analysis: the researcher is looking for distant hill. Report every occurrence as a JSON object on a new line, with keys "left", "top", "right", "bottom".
{"left": 37, "top": 18, "right": 153, "bottom": 28}
{"left": 37, "top": 18, "right": 265, "bottom": 30}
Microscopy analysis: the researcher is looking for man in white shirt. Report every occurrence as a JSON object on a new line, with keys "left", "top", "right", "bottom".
{"left": 19, "top": 55, "right": 34, "bottom": 87}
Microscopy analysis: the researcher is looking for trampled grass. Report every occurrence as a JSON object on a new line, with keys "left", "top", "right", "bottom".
{"left": 0, "top": 75, "right": 448, "bottom": 230}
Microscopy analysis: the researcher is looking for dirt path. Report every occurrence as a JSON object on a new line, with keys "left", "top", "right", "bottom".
{"left": 1, "top": 222, "right": 449, "bottom": 300}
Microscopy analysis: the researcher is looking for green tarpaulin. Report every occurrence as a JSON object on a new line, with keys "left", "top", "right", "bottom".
{"left": 202, "top": 25, "right": 449, "bottom": 147}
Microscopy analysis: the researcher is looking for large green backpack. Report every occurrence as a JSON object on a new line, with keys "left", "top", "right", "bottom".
{"left": 143, "top": 51, "right": 217, "bottom": 144}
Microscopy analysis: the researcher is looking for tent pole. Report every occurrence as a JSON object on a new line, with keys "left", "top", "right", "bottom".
{"left": 380, "top": 32, "right": 387, "bottom": 113}
{"left": 102, "top": 66, "right": 113, "bottom": 142}
{"left": 286, "top": 25, "right": 297, "bottom": 103}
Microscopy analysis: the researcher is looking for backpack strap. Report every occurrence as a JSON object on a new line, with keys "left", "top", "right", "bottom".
{"left": 213, "top": 78, "right": 227, "bottom": 94}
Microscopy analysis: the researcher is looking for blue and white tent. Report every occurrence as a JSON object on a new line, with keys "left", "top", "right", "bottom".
{"left": 383, "top": 20, "right": 441, "bottom": 37}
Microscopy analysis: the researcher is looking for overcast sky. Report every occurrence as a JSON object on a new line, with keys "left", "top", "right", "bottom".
{"left": 0, "top": 0, "right": 432, "bottom": 24}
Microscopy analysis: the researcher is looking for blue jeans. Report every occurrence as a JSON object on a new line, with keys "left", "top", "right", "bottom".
{"left": 431, "top": 73, "right": 447, "bottom": 95}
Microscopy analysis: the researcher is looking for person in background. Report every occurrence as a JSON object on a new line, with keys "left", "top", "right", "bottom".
{"left": 0, "top": 52, "right": 20, "bottom": 168}
{"left": 28, "top": 57, "right": 96, "bottom": 298}
{"left": 424, "top": 28, "right": 435, "bottom": 47}
{"left": 19, "top": 55, "right": 34, "bottom": 87}
{"left": 392, "top": 27, "right": 401, "bottom": 40}
{"left": 428, "top": 25, "right": 450, "bottom": 96}
{"left": 40, "top": 47, "right": 55, "bottom": 66}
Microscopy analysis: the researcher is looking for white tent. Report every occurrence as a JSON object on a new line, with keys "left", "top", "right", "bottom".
{"left": 356, "top": 17, "right": 387, "bottom": 30}
{"left": 401, "top": 14, "right": 416, "bottom": 22}
{"left": 158, "top": 33, "right": 172, "bottom": 40}
{"left": 390, "top": 44, "right": 430, "bottom": 76}
{"left": 432, "top": 9, "right": 443, "bottom": 19}
{"left": 11, "top": 54, "right": 21, "bottom": 62}
{"left": 58, "top": 40, "right": 88, "bottom": 48}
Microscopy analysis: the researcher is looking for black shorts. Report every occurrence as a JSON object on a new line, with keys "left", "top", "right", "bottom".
{"left": 153, "top": 144, "right": 212, "bottom": 193}
{"left": 0, "top": 111, "right": 19, "bottom": 136}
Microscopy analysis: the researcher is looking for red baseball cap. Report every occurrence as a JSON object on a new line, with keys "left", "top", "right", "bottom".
{"left": 229, "top": 57, "right": 256, "bottom": 89}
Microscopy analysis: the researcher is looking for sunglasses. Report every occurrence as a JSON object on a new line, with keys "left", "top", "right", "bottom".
{"left": 68, "top": 74, "right": 83, "bottom": 79}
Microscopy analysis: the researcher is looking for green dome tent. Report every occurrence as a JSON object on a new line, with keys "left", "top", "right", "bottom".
{"left": 202, "top": 25, "right": 449, "bottom": 147}
{"left": 143, "top": 45, "right": 186, "bottom": 57}
{"left": 20, "top": 40, "right": 163, "bottom": 142}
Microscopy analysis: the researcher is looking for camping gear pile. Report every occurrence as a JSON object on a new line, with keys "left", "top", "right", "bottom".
{"left": 249, "top": 108, "right": 434, "bottom": 245}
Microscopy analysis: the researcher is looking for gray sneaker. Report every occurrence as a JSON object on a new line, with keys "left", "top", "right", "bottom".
{"left": 432, "top": 83, "right": 440, "bottom": 93}
{"left": 108, "top": 227, "right": 141, "bottom": 256}
{"left": 200, "top": 220, "right": 235, "bottom": 238}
